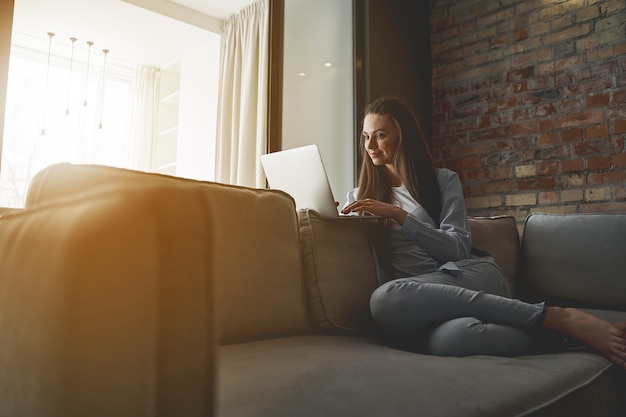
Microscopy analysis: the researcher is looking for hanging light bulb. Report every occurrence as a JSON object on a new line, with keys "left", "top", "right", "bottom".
{"left": 66, "top": 37, "right": 77, "bottom": 115}
{"left": 41, "top": 32, "right": 55, "bottom": 135}
{"left": 84, "top": 41, "right": 93, "bottom": 107}
{"left": 98, "top": 49, "right": 109, "bottom": 129}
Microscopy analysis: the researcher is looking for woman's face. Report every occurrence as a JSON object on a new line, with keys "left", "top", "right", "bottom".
{"left": 362, "top": 113, "right": 401, "bottom": 166}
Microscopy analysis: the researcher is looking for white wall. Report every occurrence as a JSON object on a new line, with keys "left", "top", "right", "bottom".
{"left": 282, "top": 0, "right": 354, "bottom": 204}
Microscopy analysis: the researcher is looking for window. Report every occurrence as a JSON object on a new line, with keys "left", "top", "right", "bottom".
{"left": 0, "top": 44, "right": 134, "bottom": 208}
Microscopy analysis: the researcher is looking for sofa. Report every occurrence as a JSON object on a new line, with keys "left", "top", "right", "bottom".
{"left": 1, "top": 163, "right": 625, "bottom": 417}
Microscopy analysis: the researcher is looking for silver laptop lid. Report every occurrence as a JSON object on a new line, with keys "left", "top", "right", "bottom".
{"left": 260, "top": 145, "right": 339, "bottom": 218}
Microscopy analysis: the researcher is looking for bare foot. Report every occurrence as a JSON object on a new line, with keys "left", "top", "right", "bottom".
{"left": 543, "top": 307, "right": 626, "bottom": 369}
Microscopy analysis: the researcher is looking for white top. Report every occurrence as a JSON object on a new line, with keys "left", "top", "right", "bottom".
{"left": 343, "top": 169, "right": 471, "bottom": 279}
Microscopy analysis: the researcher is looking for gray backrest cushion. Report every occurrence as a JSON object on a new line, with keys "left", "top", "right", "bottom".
{"left": 468, "top": 216, "right": 519, "bottom": 295}
{"left": 521, "top": 213, "right": 626, "bottom": 310}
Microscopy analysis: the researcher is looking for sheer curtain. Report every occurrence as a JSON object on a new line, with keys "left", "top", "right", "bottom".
{"left": 215, "top": 0, "right": 269, "bottom": 187}
{"left": 128, "top": 65, "right": 160, "bottom": 171}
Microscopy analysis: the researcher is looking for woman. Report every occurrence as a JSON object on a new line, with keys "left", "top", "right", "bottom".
{"left": 342, "top": 97, "right": 626, "bottom": 367}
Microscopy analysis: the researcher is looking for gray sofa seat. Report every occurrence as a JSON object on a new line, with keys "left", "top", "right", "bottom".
{"left": 218, "top": 334, "right": 625, "bottom": 417}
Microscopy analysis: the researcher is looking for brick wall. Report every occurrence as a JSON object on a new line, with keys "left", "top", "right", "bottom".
{"left": 429, "top": 0, "right": 626, "bottom": 229}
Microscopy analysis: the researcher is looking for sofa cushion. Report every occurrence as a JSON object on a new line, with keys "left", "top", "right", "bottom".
{"left": 25, "top": 163, "right": 310, "bottom": 344}
{"left": 218, "top": 334, "right": 625, "bottom": 417}
{"left": 468, "top": 216, "right": 520, "bottom": 295}
{"left": 298, "top": 213, "right": 522, "bottom": 333}
{"left": 298, "top": 210, "right": 379, "bottom": 332}
{"left": 0, "top": 184, "right": 215, "bottom": 416}
{"left": 521, "top": 213, "right": 626, "bottom": 310}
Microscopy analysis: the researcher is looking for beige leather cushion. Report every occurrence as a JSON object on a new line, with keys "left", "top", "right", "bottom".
{"left": 468, "top": 216, "right": 520, "bottom": 295}
{"left": 298, "top": 210, "right": 379, "bottom": 332}
{"left": 0, "top": 184, "right": 215, "bottom": 417}
{"left": 26, "top": 163, "right": 309, "bottom": 344}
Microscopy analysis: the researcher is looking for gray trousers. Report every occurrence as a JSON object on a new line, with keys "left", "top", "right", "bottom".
{"left": 370, "top": 258, "right": 547, "bottom": 357}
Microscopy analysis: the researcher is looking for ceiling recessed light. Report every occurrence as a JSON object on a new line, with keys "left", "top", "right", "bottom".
{"left": 324, "top": 62, "right": 332, "bottom": 67}
{"left": 298, "top": 72, "right": 307, "bottom": 77}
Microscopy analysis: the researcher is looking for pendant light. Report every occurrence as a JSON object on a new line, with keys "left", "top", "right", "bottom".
{"left": 84, "top": 41, "right": 93, "bottom": 107}
{"left": 66, "top": 37, "right": 77, "bottom": 115}
{"left": 41, "top": 32, "right": 55, "bottom": 135}
{"left": 98, "top": 49, "right": 109, "bottom": 129}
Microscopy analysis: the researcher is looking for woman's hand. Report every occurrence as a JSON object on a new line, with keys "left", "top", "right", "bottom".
{"left": 341, "top": 199, "right": 408, "bottom": 225}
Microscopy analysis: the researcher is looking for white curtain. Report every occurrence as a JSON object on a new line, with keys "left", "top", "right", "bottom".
{"left": 215, "top": 0, "right": 269, "bottom": 187}
{"left": 128, "top": 65, "right": 160, "bottom": 172}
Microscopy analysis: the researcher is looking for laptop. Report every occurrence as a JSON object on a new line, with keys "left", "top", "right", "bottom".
{"left": 260, "top": 145, "right": 379, "bottom": 219}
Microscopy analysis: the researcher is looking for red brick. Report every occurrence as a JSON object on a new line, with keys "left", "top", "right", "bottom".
{"left": 485, "top": 180, "right": 514, "bottom": 193}
{"left": 476, "top": 116, "right": 491, "bottom": 129}
{"left": 456, "top": 157, "right": 483, "bottom": 169}
{"left": 587, "top": 156, "right": 612, "bottom": 171}
{"left": 585, "top": 124, "right": 609, "bottom": 139}
{"left": 588, "top": 170, "right": 626, "bottom": 185}
{"left": 539, "top": 119, "right": 552, "bottom": 131}
{"left": 574, "top": 139, "right": 619, "bottom": 155}
{"left": 517, "top": 177, "right": 557, "bottom": 190}
{"left": 565, "top": 78, "right": 613, "bottom": 96}
{"left": 493, "top": 166, "right": 513, "bottom": 179}
{"left": 537, "top": 133, "right": 559, "bottom": 145}
{"left": 555, "top": 111, "right": 605, "bottom": 129}
{"left": 510, "top": 122, "right": 539, "bottom": 135}
{"left": 614, "top": 153, "right": 626, "bottom": 168}
{"left": 514, "top": 28, "right": 528, "bottom": 41}
{"left": 561, "top": 128, "right": 584, "bottom": 142}
{"left": 562, "top": 159, "right": 585, "bottom": 172}
{"left": 614, "top": 120, "right": 626, "bottom": 134}
{"left": 585, "top": 94, "right": 609, "bottom": 108}
{"left": 462, "top": 169, "right": 491, "bottom": 182}
{"left": 430, "top": 0, "right": 624, "bottom": 216}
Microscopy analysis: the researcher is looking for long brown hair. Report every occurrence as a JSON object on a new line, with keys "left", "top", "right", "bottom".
{"left": 357, "top": 97, "right": 442, "bottom": 225}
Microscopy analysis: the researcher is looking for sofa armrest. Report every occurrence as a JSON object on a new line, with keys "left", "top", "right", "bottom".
{"left": 0, "top": 184, "right": 215, "bottom": 417}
